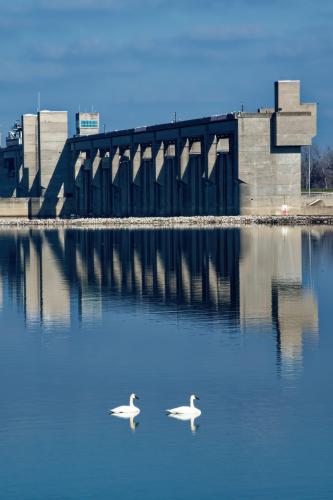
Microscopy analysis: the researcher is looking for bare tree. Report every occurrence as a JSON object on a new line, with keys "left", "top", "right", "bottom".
{"left": 301, "top": 145, "right": 333, "bottom": 191}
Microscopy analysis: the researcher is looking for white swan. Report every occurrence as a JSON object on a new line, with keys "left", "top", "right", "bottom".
{"left": 166, "top": 395, "right": 201, "bottom": 417}
{"left": 109, "top": 393, "right": 140, "bottom": 415}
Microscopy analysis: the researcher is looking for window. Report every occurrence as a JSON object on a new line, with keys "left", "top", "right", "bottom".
{"left": 80, "top": 120, "right": 98, "bottom": 128}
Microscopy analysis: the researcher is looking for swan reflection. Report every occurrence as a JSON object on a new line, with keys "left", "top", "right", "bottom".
{"left": 168, "top": 414, "right": 200, "bottom": 434}
{"left": 109, "top": 413, "right": 140, "bottom": 432}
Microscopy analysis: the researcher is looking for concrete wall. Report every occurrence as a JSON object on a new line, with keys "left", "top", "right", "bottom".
{"left": 0, "top": 198, "right": 29, "bottom": 217}
{"left": 274, "top": 80, "right": 316, "bottom": 146}
{"left": 38, "top": 111, "right": 68, "bottom": 198}
{"left": 0, "top": 197, "right": 74, "bottom": 217}
{"left": 22, "top": 114, "right": 39, "bottom": 196}
{"left": 76, "top": 112, "right": 100, "bottom": 136}
{"left": 237, "top": 80, "right": 316, "bottom": 215}
{"left": 21, "top": 110, "right": 69, "bottom": 209}
{"left": 301, "top": 192, "right": 333, "bottom": 215}
{"left": 237, "top": 114, "right": 301, "bottom": 215}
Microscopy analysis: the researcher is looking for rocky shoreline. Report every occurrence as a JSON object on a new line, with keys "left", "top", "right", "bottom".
{"left": 0, "top": 215, "right": 332, "bottom": 228}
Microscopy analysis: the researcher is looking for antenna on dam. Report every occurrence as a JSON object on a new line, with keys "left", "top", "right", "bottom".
{"left": 37, "top": 92, "right": 41, "bottom": 112}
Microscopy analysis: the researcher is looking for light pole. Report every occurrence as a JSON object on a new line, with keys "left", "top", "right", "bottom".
{"left": 308, "top": 144, "right": 311, "bottom": 196}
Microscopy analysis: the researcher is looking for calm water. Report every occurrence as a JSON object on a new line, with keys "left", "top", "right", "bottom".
{"left": 0, "top": 226, "right": 332, "bottom": 500}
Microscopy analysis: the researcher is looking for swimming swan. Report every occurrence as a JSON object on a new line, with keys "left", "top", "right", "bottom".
{"left": 109, "top": 393, "right": 140, "bottom": 415}
{"left": 166, "top": 395, "right": 201, "bottom": 417}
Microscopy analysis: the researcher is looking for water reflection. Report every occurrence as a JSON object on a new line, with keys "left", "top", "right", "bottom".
{"left": 239, "top": 226, "right": 318, "bottom": 376}
{"left": 168, "top": 414, "right": 200, "bottom": 434}
{"left": 110, "top": 414, "right": 140, "bottom": 432}
{"left": 0, "top": 226, "right": 320, "bottom": 374}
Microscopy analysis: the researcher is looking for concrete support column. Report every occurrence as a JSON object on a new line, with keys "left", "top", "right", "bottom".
{"left": 204, "top": 134, "right": 217, "bottom": 214}
{"left": 72, "top": 151, "right": 80, "bottom": 215}
{"left": 132, "top": 144, "right": 142, "bottom": 215}
{"left": 92, "top": 149, "right": 101, "bottom": 180}
{"left": 92, "top": 149, "right": 102, "bottom": 215}
{"left": 121, "top": 147, "right": 131, "bottom": 217}
{"left": 199, "top": 155, "right": 205, "bottom": 215}
{"left": 142, "top": 146, "right": 154, "bottom": 216}
{"left": 208, "top": 135, "right": 217, "bottom": 179}
{"left": 74, "top": 151, "right": 83, "bottom": 182}
{"left": 111, "top": 147, "right": 120, "bottom": 185}
{"left": 142, "top": 145, "right": 152, "bottom": 161}
{"left": 179, "top": 139, "right": 191, "bottom": 215}
{"left": 101, "top": 151, "right": 111, "bottom": 215}
{"left": 154, "top": 141, "right": 164, "bottom": 216}
{"left": 225, "top": 153, "right": 234, "bottom": 215}
{"left": 173, "top": 143, "right": 180, "bottom": 216}
{"left": 219, "top": 154, "right": 227, "bottom": 215}
{"left": 132, "top": 144, "right": 142, "bottom": 186}
{"left": 81, "top": 153, "right": 92, "bottom": 216}
{"left": 74, "top": 151, "right": 85, "bottom": 215}
{"left": 111, "top": 147, "right": 120, "bottom": 216}
{"left": 110, "top": 146, "right": 120, "bottom": 216}
{"left": 216, "top": 138, "right": 231, "bottom": 215}
{"left": 180, "top": 139, "right": 190, "bottom": 183}
{"left": 155, "top": 141, "right": 164, "bottom": 184}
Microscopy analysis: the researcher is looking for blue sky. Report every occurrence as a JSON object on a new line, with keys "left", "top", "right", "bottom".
{"left": 0, "top": 0, "right": 332, "bottom": 145}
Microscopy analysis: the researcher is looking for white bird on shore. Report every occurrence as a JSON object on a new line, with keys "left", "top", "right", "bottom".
{"left": 109, "top": 393, "right": 140, "bottom": 415}
{"left": 166, "top": 395, "right": 201, "bottom": 417}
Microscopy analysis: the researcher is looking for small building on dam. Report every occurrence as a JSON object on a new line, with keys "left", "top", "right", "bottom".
{"left": 0, "top": 80, "right": 321, "bottom": 218}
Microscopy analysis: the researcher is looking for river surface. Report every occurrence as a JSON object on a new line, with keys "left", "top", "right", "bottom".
{"left": 0, "top": 226, "right": 332, "bottom": 500}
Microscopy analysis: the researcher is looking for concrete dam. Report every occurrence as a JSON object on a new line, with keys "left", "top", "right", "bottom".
{"left": 0, "top": 80, "right": 320, "bottom": 218}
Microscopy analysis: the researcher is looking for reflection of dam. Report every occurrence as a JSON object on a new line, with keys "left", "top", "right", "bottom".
{"left": 25, "top": 231, "right": 70, "bottom": 326}
{"left": 0, "top": 227, "right": 319, "bottom": 369}
{"left": 239, "top": 227, "right": 318, "bottom": 372}
{"left": 73, "top": 229, "right": 241, "bottom": 323}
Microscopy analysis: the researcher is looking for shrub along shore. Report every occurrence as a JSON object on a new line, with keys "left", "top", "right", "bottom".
{"left": 0, "top": 215, "right": 332, "bottom": 228}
